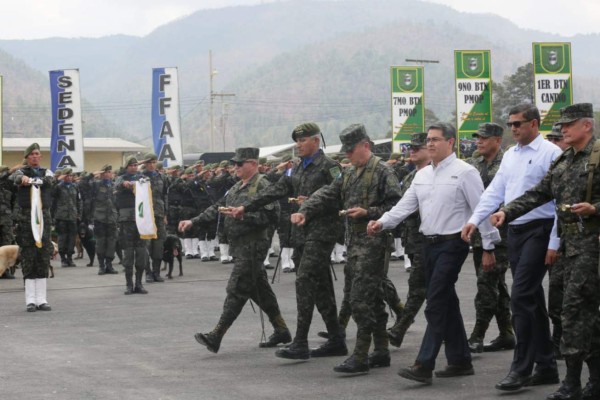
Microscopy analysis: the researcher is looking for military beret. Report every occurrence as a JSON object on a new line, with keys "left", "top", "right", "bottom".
{"left": 340, "top": 124, "right": 370, "bottom": 153}
{"left": 100, "top": 164, "right": 112, "bottom": 173}
{"left": 473, "top": 122, "right": 504, "bottom": 139}
{"left": 61, "top": 167, "right": 73, "bottom": 175}
{"left": 258, "top": 157, "right": 267, "bottom": 164}
{"left": 139, "top": 152, "right": 158, "bottom": 163}
{"left": 54, "top": 170, "right": 63, "bottom": 176}
{"left": 231, "top": 148, "right": 260, "bottom": 163}
{"left": 292, "top": 122, "right": 321, "bottom": 141}
{"left": 24, "top": 143, "right": 40, "bottom": 157}
{"left": 168, "top": 164, "right": 181, "bottom": 171}
{"left": 184, "top": 167, "right": 195, "bottom": 175}
{"left": 124, "top": 156, "right": 138, "bottom": 167}
{"left": 556, "top": 103, "right": 594, "bottom": 125}
{"left": 219, "top": 160, "right": 229, "bottom": 168}
{"left": 194, "top": 160, "right": 205, "bottom": 167}
{"left": 409, "top": 132, "right": 428, "bottom": 148}
{"left": 281, "top": 154, "right": 293, "bottom": 163}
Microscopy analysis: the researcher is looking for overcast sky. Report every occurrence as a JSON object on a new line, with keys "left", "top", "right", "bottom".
{"left": 1, "top": 0, "right": 598, "bottom": 40}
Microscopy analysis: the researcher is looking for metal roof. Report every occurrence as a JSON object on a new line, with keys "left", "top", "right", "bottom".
{"left": 2, "top": 137, "right": 147, "bottom": 152}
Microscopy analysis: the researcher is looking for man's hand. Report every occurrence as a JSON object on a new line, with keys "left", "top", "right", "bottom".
{"left": 571, "top": 202, "right": 597, "bottom": 216}
{"left": 230, "top": 206, "right": 245, "bottom": 219}
{"left": 296, "top": 195, "right": 308, "bottom": 206}
{"left": 346, "top": 207, "right": 367, "bottom": 219}
{"left": 545, "top": 249, "right": 559, "bottom": 266}
{"left": 178, "top": 220, "right": 193, "bottom": 232}
{"left": 490, "top": 211, "right": 506, "bottom": 227}
{"left": 482, "top": 250, "right": 496, "bottom": 272}
{"left": 461, "top": 223, "right": 477, "bottom": 243}
{"left": 367, "top": 220, "right": 383, "bottom": 236}
{"left": 20, "top": 176, "right": 31, "bottom": 186}
{"left": 290, "top": 213, "right": 306, "bottom": 226}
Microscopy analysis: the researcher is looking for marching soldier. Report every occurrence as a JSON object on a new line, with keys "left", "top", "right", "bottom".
{"left": 90, "top": 164, "right": 119, "bottom": 275}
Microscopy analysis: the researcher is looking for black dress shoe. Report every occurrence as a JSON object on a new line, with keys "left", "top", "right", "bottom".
{"left": 547, "top": 381, "right": 582, "bottom": 399}
{"left": 368, "top": 350, "right": 391, "bottom": 368}
{"left": 398, "top": 364, "right": 433, "bottom": 384}
{"left": 495, "top": 371, "right": 531, "bottom": 391}
{"left": 484, "top": 335, "right": 516, "bottom": 352}
{"left": 275, "top": 342, "right": 310, "bottom": 360}
{"left": 468, "top": 338, "right": 483, "bottom": 353}
{"left": 529, "top": 368, "right": 560, "bottom": 386}
{"left": 259, "top": 330, "right": 292, "bottom": 348}
{"left": 435, "top": 363, "right": 474, "bottom": 377}
{"left": 333, "top": 355, "right": 369, "bottom": 374}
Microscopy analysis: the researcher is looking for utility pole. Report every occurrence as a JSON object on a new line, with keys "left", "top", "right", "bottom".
{"left": 209, "top": 50, "right": 235, "bottom": 151}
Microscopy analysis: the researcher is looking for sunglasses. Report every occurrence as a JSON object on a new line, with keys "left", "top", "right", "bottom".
{"left": 233, "top": 161, "right": 246, "bottom": 167}
{"left": 547, "top": 137, "right": 563, "bottom": 142}
{"left": 506, "top": 119, "right": 532, "bottom": 128}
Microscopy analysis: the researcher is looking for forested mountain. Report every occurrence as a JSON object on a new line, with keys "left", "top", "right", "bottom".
{"left": 0, "top": 0, "right": 598, "bottom": 150}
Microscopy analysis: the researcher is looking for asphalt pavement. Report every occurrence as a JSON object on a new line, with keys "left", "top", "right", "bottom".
{"left": 0, "top": 250, "right": 573, "bottom": 400}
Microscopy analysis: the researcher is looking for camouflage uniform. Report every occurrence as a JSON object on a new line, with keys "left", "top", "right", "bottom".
{"left": 501, "top": 104, "right": 600, "bottom": 396}
{"left": 300, "top": 125, "right": 401, "bottom": 369}
{"left": 90, "top": 170, "right": 118, "bottom": 274}
{"left": 465, "top": 148, "right": 513, "bottom": 347}
{"left": 192, "top": 152, "right": 290, "bottom": 352}
{"left": 51, "top": 173, "right": 82, "bottom": 266}
{"left": 242, "top": 136, "right": 345, "bottom": 355}
{"left": 0, "top": 166, "right": 15, "bottom": 246}
{"left": 115, "top": 165, "right": 149, "bottom": 294}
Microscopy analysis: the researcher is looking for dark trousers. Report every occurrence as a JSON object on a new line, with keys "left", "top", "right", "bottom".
{"left": 507, "top": 219, "right": 555, "bottom": 376}
{"left": 416, "top": 237, "right": 470, "bottom": 370}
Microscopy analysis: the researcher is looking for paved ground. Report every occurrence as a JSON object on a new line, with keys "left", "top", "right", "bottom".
{"left": 0, "top": 251, "right": 573, "bottom": 400}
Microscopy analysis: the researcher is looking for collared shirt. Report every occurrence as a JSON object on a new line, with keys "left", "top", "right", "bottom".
{"left": 302, "top": 149, "right": 321, "bottom": 169}
{"left": 467, "top": 133, "right": 561, "bottom": 250}
{"left": 379, "top": 153, "right": 500, "bottom": 249}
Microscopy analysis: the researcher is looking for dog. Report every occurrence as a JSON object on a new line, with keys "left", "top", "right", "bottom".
{"left": 77, "top": 222, "right": 96, "bottom": 266}
{"left": 0, "top": 245, "right": 21, "bottom": 279}
{"left": 162, "top": 234, "right": 183, "bottom": 279}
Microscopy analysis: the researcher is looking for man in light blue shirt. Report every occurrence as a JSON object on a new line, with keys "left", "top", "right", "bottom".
{"left": 462, "top": 103, "right": 562, "bottom": 391}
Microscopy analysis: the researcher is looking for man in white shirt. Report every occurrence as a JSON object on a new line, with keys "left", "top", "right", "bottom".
{"left": 368, "top": 123, "right": 500, "bottom": 384}
{"left": 462, "top": 103, "right": 562, "bottom": 391}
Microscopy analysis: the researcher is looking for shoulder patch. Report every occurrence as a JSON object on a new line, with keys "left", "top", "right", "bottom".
{"left": 329, "top": 166, "right": 341, "bottom": 180}
{"left": 264, "top": 203, "right": 275, "bottom": 210}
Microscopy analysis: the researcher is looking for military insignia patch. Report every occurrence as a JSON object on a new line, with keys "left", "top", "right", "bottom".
{"left": 329, "top": 166, "right": 341, "bottom": 179}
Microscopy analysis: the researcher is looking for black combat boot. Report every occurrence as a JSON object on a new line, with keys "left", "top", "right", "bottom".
{"left": 60, "top": 253, "right": 69, "bottom": 268}
{"left": 145, "top": 264, "right": 154, "bottom": 283}
{"left": 368, "top": 350, "right": 391, "bottom": 368}
{"left": 67, "top": 254, "right": 76, "bottom": 267}
{"left": 275, "top": 341, "right": 310, "bottom": 360}
{"left": 388, "top": 319, "right": 409, "bottom": 348}
{"left": 547, "top": 356, "right": 583, "bottom": 400}
{"left": 310, "top": 338, "right": 348, "bottom": 357}
{"left": 468, "top": 320, "right": 489, "bottom": 353}
{"left": 318, "top": 313, "right": 349, "bottom": 339}
{"left": 124, "top": 271, "right": 134, "bottom": 295}
{"left": 259, "top": 315, "right": 292, "bottom": 348}
{"left": 483, "top": 334, "right": 516, "bottom": 352}
{"left": 195, "top": 322, "right": 229, "bottom": 353}
{"left": 105, "top": 258, "right": 118, "bottom": 274}
{"left": 134, "top": 271, "right": 148, "bottom": 294}
{"left": 97, "top": 257, "right": 106, "bottom": 275}
{"left": 152, "top": 259, "right": 164, "bottom": 282}
{"left": 333, "top": 355, "right": 369, "bottom": 374}
{"left": 582, "top": 357, "right": 600, "bottom": 400}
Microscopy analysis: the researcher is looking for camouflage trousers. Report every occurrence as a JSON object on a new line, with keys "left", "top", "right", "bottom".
{"left": 471, "top": 246, "right": 512, "bottom": 339}
{"left": 219, "top": 238, "right": 283, "bottom": 328}
{"left": 119, "top": 221, "right": 149, "bottom": 276}
{"left": 292, "top": 240, "right": 342, "bottom": 343}
{"left": 548, "top": 256, "right": 565, "bottom": 330}
{"left": 55, "top": 219, "right": 77, "bottom": 255}
{"left": 560, "top": 251, "right": 600, "bottom": 359}
{"left": 94, "top": 221, "right": 117, "bottom": 260}
{"left": 0, "top": 219, "right": 14, "bottom": 246}
{"left": 15, "top": 213, "right": 52, "bottom": 279}
{"left": 391, "top": 249, "right": 427, "bottom": 335}
{"left": 146, "top": 217, "right": 166, "bottom": 261}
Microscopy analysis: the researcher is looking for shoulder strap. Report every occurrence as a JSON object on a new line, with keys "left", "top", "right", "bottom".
{"left": 361, "top": 156, "right": 382, "bottom": 208}
{"left": 249, "top": 174, "right": 264, "bottom": 196}
{"left": 585, "top": 140, "right": 600, "bottom": 203}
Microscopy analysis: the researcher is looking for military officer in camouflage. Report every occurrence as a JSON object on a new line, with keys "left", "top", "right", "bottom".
{"left": 179, "top": 148, "right": 291, "bottom": 353}
{"left": 230, "top": 122, "right": 347, "bottom": 360}
{"left": 13, "top": 143, "right": 54, "bottom": 311}
{"left": 139, "top": 153, "right": 168, "bottom": 282}
{"left": 51, "top": 167, "right": 82, "bottom": 267}
{"left": 492, "top": 103, "right": 600, "bottom": 400}
{"left": 115, "top": 156, "right": 149, "bottom": 295}
{"left": 464, "top": 123, "right": 514, "bottom": 353}
{"left": 292, "top": 124, "right": 401, "bottom": 374}
{"left": 387, "top": 132, "right": 430, "bottom": 348}
{"left": 0, "top": 165, "right": 15, "bottom": 278}
{"left": 90, "top": 164, "right": 119, "bottom": 275}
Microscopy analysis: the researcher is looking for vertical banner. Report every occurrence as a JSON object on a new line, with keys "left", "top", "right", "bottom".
{"left": 454, "top": 50, "right": 492, "bottom": 158}
{"left": 152, "top": 67, "right": 183, "bottom": 167}
{"left": 533, "top": 42, "right": 573, "bottom": 134}
{"left": 390, "top": 66, "right": 425, "bottom": 153}
{"left": 49, "top": 69, "right": 84, "bottom": 172}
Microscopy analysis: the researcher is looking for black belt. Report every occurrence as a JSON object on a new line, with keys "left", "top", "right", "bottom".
{"left": 508, "top": 218, "right": 554, "bottom": 234}
{"left": 423, "top": 232, "right": 461, "bottom": 245}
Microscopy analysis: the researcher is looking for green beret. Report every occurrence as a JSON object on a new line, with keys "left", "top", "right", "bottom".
{"left": 184, "top": 167, "right": 195, "bottom": 175}
{"left": 292, "top": 122, "right": 321, "bottom": 141}
{"left": 54, "top": 170, "right": 63, "bottom": 176}
{"left": 100, "top": 164, "right": 112, "bottom": 173}
{"left": 24, "top": 143, "right": 40, "bottom": 158}
{"left": 281, "top": 154, "right": 293, "bottom": 163}
{"left": 124, "top": 156, "right": 138, "bottom": 167}
{"left": 194, "top": 160, "right": 205, "bottom": 167}
{"left": 168, "top": 164, "right": 181, "bottom": 171}
{"left": 61, "top": 168, "right": 73, "bottom": 175}
{"left": 219, "top": 160, "right": 229, "bottom": 168}
{"left": 139, "top": 152, "right": 158, "bottom": 163}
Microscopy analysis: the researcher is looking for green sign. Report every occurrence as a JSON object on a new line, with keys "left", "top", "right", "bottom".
{"left": 390, "top": 66, "right": 424, "bottom": 153}
{"left": 533, "top": 42, "right": 572, "bottom": 134}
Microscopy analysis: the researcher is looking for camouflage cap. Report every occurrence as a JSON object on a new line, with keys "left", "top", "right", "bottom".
{"left": 184, "top": 167, "right": 195, "bottom": 175}
{"left": 340, "top": 124, "right": 370, "bottom": 152}
{"left": 24, "top": 142, "right": 40, "bottom": 157}
{"left": 389, "top": 153, "right": 402, "bottom": 161}
{"left": 100, "top": 164, "right": 112, "bottom": 173}
{"left": 556, "top": 103, "right": 594, "bottom": 125}
{"left": 409, "top": 132, "right": 428, "bottom": 147}
{"left": 61, "top": 167, "right": 73, "bottom": 175}
{"left": 124, "top": 156, "right": 138, "bottom": 167}
{"left": 473, "top": 122, "right": 504, "bottom": 139}
{"left": 139, "top": 152, "right": 158, "bottom": 163}
{"left": 0, "top": 165, "right": 8, "bottom": 173}
{"left": 219, "top": 160, "right": 229, "bottom": 168}
{"left": 231, "top": 147, "right": 260, "bottom": 163}
{"left": 547, "top": 123, "right": 564, "bottom": 139}
{"left": 168, "top": 164, "right": 182, "bottom": 171}
{"left": 291, "top": 122, "right": 321, "bottom": 141}
{"left": 194, "top": 160, "right": 205, "bottom": 167}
